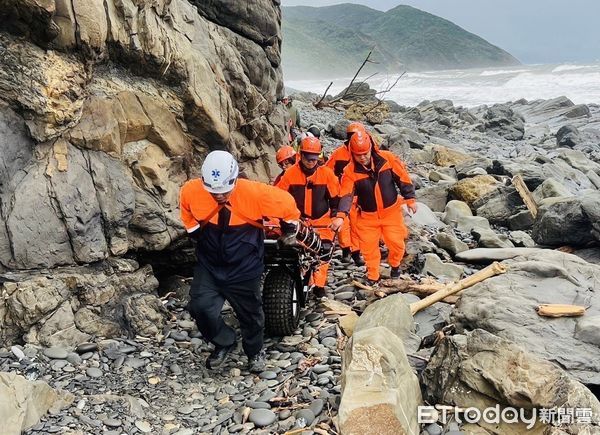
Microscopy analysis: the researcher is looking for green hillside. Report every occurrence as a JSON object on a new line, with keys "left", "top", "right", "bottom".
{"left": 282, "top": 4, "right": 520, "bottom": 80}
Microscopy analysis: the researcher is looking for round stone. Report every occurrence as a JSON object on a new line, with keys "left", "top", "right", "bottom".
{"left": 76, "top": 343, "right": 98, "bottom": 354}
{"left": 103, "top": 419, "right": 122, "bottom": 428}
{"left": 80, "top": 352, "right": 94, "bottom": 360}
{"left": 44, "top": 347, "right": 69, "bottom": 359}
{"left": 248, "top": 409, "right": 277, "bottom": 427}
{"left": 66, "top": 353, "right": 82, "bottom": 365}
{"left": 279, "top": 410, "right": 291, "bottom": 420}
{"left": 426, "top": 423, "right": 443, "bottom": 435}
{"left": 309, "top": 399, "right": 324, "bottom": 416}
{"left": 295, "top": 409, "right": 315, "bottom": 426}
{"left": 259, "top": 371, "right": 277, "bottom": 380}
{"left": 135, "top": 420, "right": 152, "bottom": 433}
{"left": 321, "top": 337, "right": 337, "bottom": 347}
{"left": 86, "top": 367, "right": 103, "bottom": 378}
{"left": 334, "top": 291, "right": 354, "bottom": 301}
{"left": 311, "top": 364, "right": 329, "bottom": 374}
{"left": 10, "top": 346, "right": 25, "bottom": 360}
{"left": 177, "top": 406, "right": 194, "bottom": 415}
{"left": 305, "top": 313, "right": 321, "bottom": 322}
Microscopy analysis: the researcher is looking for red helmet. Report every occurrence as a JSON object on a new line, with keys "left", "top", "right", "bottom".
{"left": 300, "top": 136, "right": 322, "bottom": 154}
{"left": 346, "top": 122, "right": 366, "bottom": 136}
{"left": 349, "top": 130, "right": 372, "bottom": 155}
{"left": 276, "top": 146, "right": 296, "bottom": 164}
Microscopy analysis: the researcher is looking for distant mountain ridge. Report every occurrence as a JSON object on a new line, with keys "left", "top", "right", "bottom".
{"left": 282, "top": 4, "right": 520, "bottom": 80}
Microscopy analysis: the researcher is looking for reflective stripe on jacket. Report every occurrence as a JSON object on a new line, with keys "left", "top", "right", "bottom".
{"left": 275, "top": 163, "right": 340, "bottom": 220}
{"left": 339, "top": 150, "right": 415, "bottom": 215}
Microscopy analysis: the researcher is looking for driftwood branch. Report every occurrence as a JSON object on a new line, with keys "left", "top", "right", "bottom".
{"left": 315, "top": 81, "right": 333, "bottom": 108}
{"left": 340, "top": 50, "right": 374, "bottom": 100}
{"left": 410, "top": 262, "right": 508, "bottom": 315}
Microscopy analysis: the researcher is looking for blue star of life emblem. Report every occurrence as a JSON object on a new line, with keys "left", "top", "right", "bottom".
{"left": 211, "top": 169, "right": 221, "bottom": 180}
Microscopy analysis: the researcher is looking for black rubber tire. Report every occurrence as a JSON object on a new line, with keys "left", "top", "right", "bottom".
{"left": 263, "top": 267, "right": 299, "bottom": 336}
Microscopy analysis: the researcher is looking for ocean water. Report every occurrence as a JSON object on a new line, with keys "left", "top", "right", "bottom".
{"left": 286, "top": 63, "right": 600, "bottom": 108}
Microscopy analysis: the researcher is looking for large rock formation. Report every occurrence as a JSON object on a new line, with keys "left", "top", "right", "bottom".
{"left": 0, "top": 0, "right": 286, "bottom": 272}
{"left": 0, "top": 259, "right": 167, "bottom": 347}
{"left": 452, "top": 250, "right": 600, "bottom": 385}
{"left": 0, "top": 371, "right": 73, "bottom": 435}
{"left": 339, "top": 295, "right": 422, "bottom": 435}
{"left": 423, "top": 329, "right": 600, "bottom": 435}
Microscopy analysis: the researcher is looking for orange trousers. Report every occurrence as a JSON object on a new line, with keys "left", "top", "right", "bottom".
{"left": 308, "top": 215, "right": 334, "bottom": 288}
{"left": 338, "top": 203, "right": 359, "bottom": 252}
{"left": 354, "top": 202, "right": 408, "bottom": 281}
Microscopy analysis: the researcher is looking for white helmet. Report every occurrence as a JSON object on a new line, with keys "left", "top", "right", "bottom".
{"left": 201, "top": 150, "right": 239, "bottom": 194}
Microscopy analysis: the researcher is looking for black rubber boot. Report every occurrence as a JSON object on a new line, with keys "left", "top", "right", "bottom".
{"left": 341, "top": 247, "right": 352, "bottom": 263}
{"left": 312, "top": 286, "right": 326, "bottom": 298}
{"left": 351, "top": 251, "right": 365, "bottom": 266}
{"left": 390, "top": 266, "right": 401, "bottom": 279}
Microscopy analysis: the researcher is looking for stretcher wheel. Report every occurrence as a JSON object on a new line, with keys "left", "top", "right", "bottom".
{"left": 263, "top": 267, "right": 300, "bottom": 336}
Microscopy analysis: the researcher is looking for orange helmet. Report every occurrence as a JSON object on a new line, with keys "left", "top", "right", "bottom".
{"left": 346, "top": 122, "right": 366, "bottom": 137}
{"left": 276, "top": 146, "right": 296, "bottom": 164}
{"left": 349, "top": 130, "right": 372, "bottom": 155}
{"left": 300, "top": 136, "right": 322, "bottom": 154}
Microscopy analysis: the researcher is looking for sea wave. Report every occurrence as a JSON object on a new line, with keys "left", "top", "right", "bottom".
{"left": 552, "top": 64, "right": 595, "bottom": 73}
{"left": 480, "top": 69, "right": 530, "bottom": 77}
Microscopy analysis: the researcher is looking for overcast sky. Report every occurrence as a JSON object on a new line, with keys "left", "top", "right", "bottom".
{"left": 280, "top": 0, "right": 600, "bottom": 64}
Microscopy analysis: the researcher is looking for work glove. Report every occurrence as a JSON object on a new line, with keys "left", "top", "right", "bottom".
{"left": 319, "top": 240, "right": 334, "bottom": 262}
{"left": 277, "top": 220, "right": 299, "bottom": 248}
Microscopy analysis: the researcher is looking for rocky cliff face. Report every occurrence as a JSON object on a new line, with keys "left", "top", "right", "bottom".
{"left": 0, "top": 0, "right": 286, "bottom": 271}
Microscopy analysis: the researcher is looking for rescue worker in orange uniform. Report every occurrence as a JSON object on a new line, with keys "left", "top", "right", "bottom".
{"left": 276, "top": 137, "right": 342, "bottom": 297}
{"left": 274, "top": 145, "right": 297, "bottom": 185}
{"left": 180, "top": 150, "right": 301, "bottom": 371}
{"left": 325, "top": 122, "right": 368, "bottom": 266}
{"left": 333, "top": 130, "right": 417, "bottom": 285}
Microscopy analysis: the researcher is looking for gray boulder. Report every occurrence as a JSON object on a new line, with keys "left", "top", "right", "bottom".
{"left": 474, "top": 186, "right": 524, "bottom": 226}
{"left": 556, "top": 124, "right": 582, "bottom": 147}
{"left": 422, "top": 253, "right": 464, "bottom": 281}
{"left": 482, "top": 104, "right": 525, "bottom": 140}
{"left": 532, "top": 192, "right": 600, "bottom": 246}
{"left": 532, "top": 177, "right": 573, "bottom": 202}
{"left": 507, "top": 210, "right": 535, "bottom": 230}
{"left": 472, "top": 228, "right": 514, "bottom": 248}
{"left": 452, "top": 250, "right": 600, "bottom": 384}
{"left": 432, "top": 231, "right": 469, "bottom": 256}
{"left": 416, "top": 184, "right": 451, "bottom": 212}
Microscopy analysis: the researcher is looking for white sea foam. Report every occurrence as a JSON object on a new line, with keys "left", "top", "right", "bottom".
{"left": 286, "top": 63, "right": 600, "bottom": 107}
{"left": 552, "top": 64, "right": 595, "bottom": 73}
{"left": 480, "top": 69, "right": 531, "bottom": 76}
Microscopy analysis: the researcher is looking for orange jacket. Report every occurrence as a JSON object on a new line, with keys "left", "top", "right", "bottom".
{"left": 180, "top": 178, "right": 300, "bottom": 281}
{"left": 339, "top": 149, "right": 415, "bottom": 215}
{"left": 276, "top": 162, "right": 341, "bottom": 220}
{"left": 325, "top": 144, "right": 352, "bottom": 179}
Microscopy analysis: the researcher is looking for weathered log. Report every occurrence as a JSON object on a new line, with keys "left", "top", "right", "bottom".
{"left": 536, "top": 304, "right": 586, "bottom": 317}
{"left": 410, "top": 262, "right": 508, "bottom": 315}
